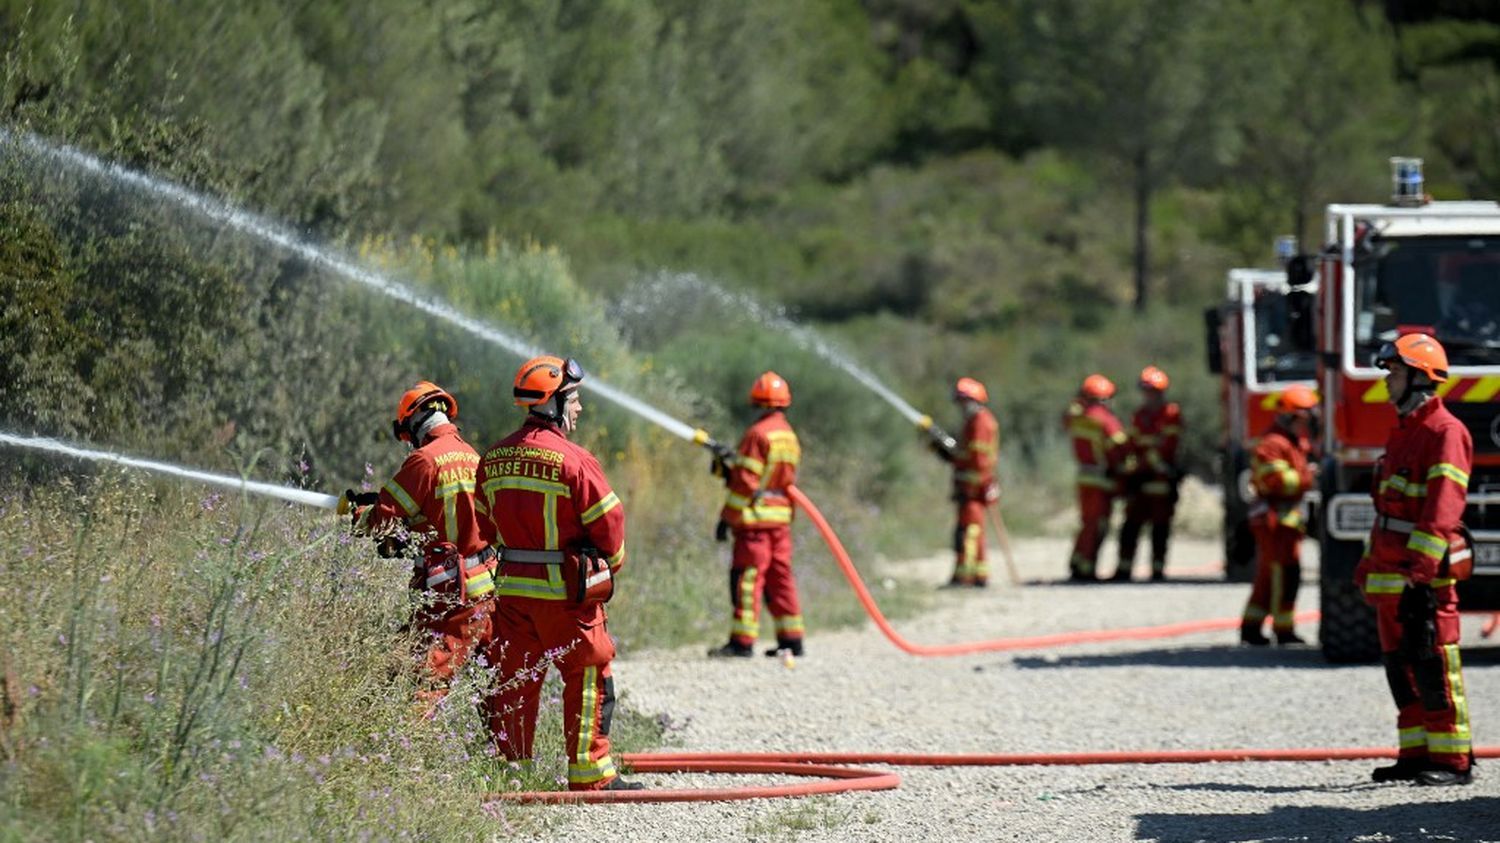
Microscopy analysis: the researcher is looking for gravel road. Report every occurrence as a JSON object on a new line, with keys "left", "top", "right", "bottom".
{"left": 536, "top": 536, "right": 1500, "bottom": 842}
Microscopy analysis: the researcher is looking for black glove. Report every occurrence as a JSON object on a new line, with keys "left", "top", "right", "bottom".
{"left": 1398, "top": 584, "right": 1439, "bottom": 657}
{"left": 709, "top": 445, "right": 735, "bottom": 484}
{"left": 714, "top": 518, "right": 730, "bottom": 543}
{"left": 928, "top": 437, "right": 955, "bottom": 463}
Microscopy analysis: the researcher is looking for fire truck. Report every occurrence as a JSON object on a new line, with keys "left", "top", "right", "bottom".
{"left": 1310, "top": 158, "right": 1500, "bottom": 662}
{"left": 1205, "top": 249, "right": 1318, "bottom": 583}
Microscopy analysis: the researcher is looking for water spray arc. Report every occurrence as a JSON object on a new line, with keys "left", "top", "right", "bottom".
{"left": 5, "top": 130, "right": 704, "bottom": 448}
{"left": 0, "top": 431, "right": 339, "bottom": 509}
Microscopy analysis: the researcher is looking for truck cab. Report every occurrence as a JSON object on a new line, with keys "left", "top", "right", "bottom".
{"left": 1312, "top": 164, "right": 1500, "bottom": 661}
{"left": 1207, "top": 262, "right": 1318, "bottom": 582}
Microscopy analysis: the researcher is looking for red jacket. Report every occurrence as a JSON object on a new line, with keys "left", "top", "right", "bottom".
{"left": 953, "top": 406, "right": 999, "bottom": 501}
{"left": 477, "top": 416, "right": 627, "bottom": 601}
{"left": 1249, "top": 424, "right": 1313, "bottom": 530}
{"left": 1357, "top": 397, "right": 1472, "bottom": 599}
{"left": 361, "top": 424, "right": 485, "bottom": 557}
{"left": 1130, "top": 402, "right": 1182, "bottom": 478}
{"left": 721, "top": 410, "right": 800, "bottom": 531}
{"left": 1065, "top": 399, "right": 1132, "bottom": 490}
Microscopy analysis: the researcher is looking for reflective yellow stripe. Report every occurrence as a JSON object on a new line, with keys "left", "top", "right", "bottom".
{"left": 606, "top": 545, "right": 625, "bottom": 568}
{"left": 1379, "top": 475, "right": 1427, "bottom": 498}
{"left": 568, "top": 757, "right": 616, "bottom": 785}
{"left": 1407, "top": 530, "right": 1447, "bottom": 561}
{"left": 738, "top": 505, "right": 794, "bottom": 526}
{"left": 484, "top": 476, "right": 570, "bottom": 497}
{"left": 732, "top": 568, "right": 759, "bottom": 636}
{"left": 1399, "top": 725, "right": 1426, "bottom": 749}
{"left": 1427, "top": 463, "right": 1470, "bottom": 487}
{"left": 1364, "top": 572, "right": 1408, "bottom": 594}
{"left": 1077, "top": 475, "right": 1114, "bottom": 490}
{"left": 738, "top": 455, "right": 765, "bottom": 476}
{"left": 495, "top": 565, "right": 567, "bottom": 600}
{"left": 383, "top": 479, "right": 420, "bottom": 518}
{"left": 579, "top": 492, "right": 620, "bottom": 525}
{"left": 774, "top": 615, "right": 805, "bottom": 634}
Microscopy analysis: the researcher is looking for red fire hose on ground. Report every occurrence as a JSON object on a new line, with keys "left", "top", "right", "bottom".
{"left": 490, "top": 486, "right": 1496, "bottom": 804}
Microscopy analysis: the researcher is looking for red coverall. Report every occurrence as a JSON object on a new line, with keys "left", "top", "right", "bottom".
{"left": 1241, "top": 422, "right": 1312, "bottom": 636}
{"left": 1117, "top": 401, "right": 1182, "bottom": 579}
{"left": 358, "top": 424, "right": 495, "bottom": 698}
{"left": 722, "top": 410, "right": 803, "bottom": 650}
{"left": 1066, "top": 399, "right": 1132, "bottom": 579}
{"left": 951, "top": 406, "right": 1000, "bottom": 586}
{"left": 1355, "top": 397, "right": 1474, "bottom": 775}
{"left": 476, "top": 416, "right": 628, "bottom": 791}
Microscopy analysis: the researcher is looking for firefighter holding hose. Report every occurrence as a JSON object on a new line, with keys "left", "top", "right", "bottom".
{"left": 708, "top": 371, "right": 805, "bottom": 659}
{"left": 347, "top": 381, "right": 496, "bottom": 713}
{"left": 477, "top": 356, "right": 642, "bottom": 792}
{"left": 1065, "top": 375, "right": 1133, "bottom": 582}
{"left": 1239, "top": 384, "right": 1317, "bottom": 646}
{"left": 1360, "top": 334, "right": 1475, "bottom": 786}
{"left": 1114, "top": 366, "right": 1182, "bottom": 582}
{"left": 930, "top": 377, "right": 1000, "bottom": 587}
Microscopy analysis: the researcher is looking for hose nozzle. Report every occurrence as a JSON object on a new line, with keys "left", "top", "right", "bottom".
{"left": 916, "top": 415, "right": 934, "bottom": 432}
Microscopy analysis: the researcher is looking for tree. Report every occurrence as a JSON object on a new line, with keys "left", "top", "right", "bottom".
{"left": 982, "top": 0, "right": 1255, "bottom": 310}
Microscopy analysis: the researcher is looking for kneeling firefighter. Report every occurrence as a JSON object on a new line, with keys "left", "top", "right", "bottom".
{"left": 708, "top": 371, "right": 805, "bottom": 658}
{"left": 477, "top": 356, "right": 642, "bottom": 792}
{"left": 348, "top": 381, "right": 495, "bottom": 711}
{"left": 1359, "top": 334, "right": 1476, "bottom": 786}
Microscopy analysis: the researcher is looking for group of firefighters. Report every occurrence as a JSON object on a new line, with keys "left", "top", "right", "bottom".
{"left": 348, "top": 333, "right": 1474, "bottom": 792}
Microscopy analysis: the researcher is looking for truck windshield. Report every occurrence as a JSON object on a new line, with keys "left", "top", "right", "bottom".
{"left": 1253, "top": 290, "right": 1316, "bottom": 382}
{"left": 1354, "top": 235, "right": 1500, "bottom": 367}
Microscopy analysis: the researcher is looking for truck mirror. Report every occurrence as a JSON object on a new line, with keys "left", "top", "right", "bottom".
{"left": 1372, "top": 304, "right": 1397, "bottom": 338}
{"left": 1204, "top": 306, "right": 1224, "bottom": 375}
{"left": 1286, "top": 255, "right": 1315, "bottom": 288}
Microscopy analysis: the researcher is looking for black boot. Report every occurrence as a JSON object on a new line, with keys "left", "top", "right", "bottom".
{"left": 1275, "top": 630, "right": 1306, "bottom": 646}
{"left": 1239, "top": 622, "right": 1270, "bottom": 647}
{"left": 1371, "top": 758, "right": 1427, "bottom": 782}
{"left": 707, "top": 641, "right": 753, "bottom": 658}
{"left": 602, "top": 776, "right": 646, "bottom": 791}
{"left": 1110, "top": 566, "right": 1133, "bottom": 582}
{"left": 764, "top": 640, "right": 805, "bottom": 658}
{"left": 1416, "top": 766, "right": 1473, "bottom": 786}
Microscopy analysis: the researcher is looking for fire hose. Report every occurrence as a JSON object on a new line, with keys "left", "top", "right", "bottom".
{"left": 492, "top": 486, "right": 1500, "bottom": 805}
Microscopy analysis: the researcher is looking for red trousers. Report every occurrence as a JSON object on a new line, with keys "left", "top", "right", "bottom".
{"left": 952, "top": 499, "right": 989, "bottom": 584}
{"left": 729, "top": 526, "right": 803, "bottom": 648}
{"left": 1242, "top": 524, "right": 1301, "bottom": 633}
{"left": 1374, "top": 583, "right": 1472, "bottom": 773}
{"left": 1070, "top": 487, "right": 1114, "bottom": 577}
{"left": 412, "top": 598, "right": 494, "bottom": 706}
{"left": 484, "top": 597, "right": 619, "bottom": 790}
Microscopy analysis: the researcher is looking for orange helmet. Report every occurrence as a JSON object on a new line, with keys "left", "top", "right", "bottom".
{"left": 1080, "top": 374, "right": 1116, "bottom": 400}
{"left": 513, "top": 355, "right": 585, "bottom": 410}
{"left": 954, "top": 377, "right": 989, "bottom": 404}
{"left": 1139, "top": 366, "right": 1169, "bottom": 392}
{"left": 1276, "top": 384, "right": 1319, "bottom": 413}
{"left": 749, "top": 371, "right": 792, "bottom": 408}
{"left": 393, "top": 381, "right": 457, "bottom": 443}
{"left": 1374, "top": 333, "right": 1449, "bottom": 383}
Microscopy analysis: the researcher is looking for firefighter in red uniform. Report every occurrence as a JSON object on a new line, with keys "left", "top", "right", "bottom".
{"left": 350, "top": 381, "right": 495, "bottom": 710}
{"left": 1239, "top": 384, "right": 1318, "bottom": 646}
{"left": 1114, "top": 366, "right": 1182, "bottom": 582}
{"left": 930, "top": 377, "right": 1000, "bottom": 587}
{"left": 708, "top": 371, "right": 805, "bottom": 658}
{"left": 1359, "top": 334, "right": 1475, "bottom": 786}
{"left": 1066, "top": 374, "right": 1133, "bottom": 581}
{"left": 477, "top": 356, "right": 642, "bottom": 792}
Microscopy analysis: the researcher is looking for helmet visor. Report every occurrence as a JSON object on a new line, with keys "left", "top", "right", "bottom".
{"left": 1373, "top": 342, "right": 1400, "bottom": 370}
{"left": 561, "top": 357, "right": 585, "bottom": 391}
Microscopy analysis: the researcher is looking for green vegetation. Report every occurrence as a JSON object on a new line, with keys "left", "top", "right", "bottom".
{"left": 4, "top": 0, "right": 1500, "bottom": 837}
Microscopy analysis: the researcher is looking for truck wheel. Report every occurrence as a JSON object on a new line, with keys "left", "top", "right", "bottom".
{"left": 1319, "top": 573, "right": 1379, "bottom": 663}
